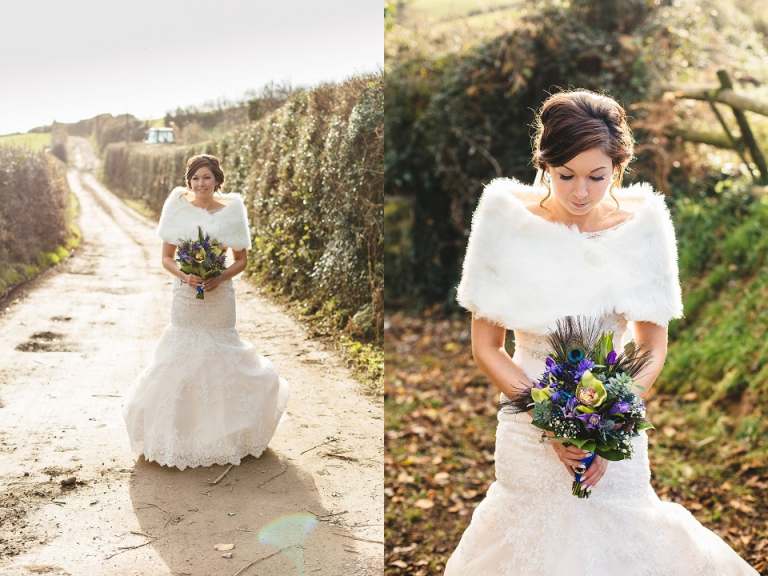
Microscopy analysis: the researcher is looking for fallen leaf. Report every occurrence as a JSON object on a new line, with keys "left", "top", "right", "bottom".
{"left": 433, "top": 472, "right": 450, "bottom": 485}
{"left": 393, "top": 543, "right": 418, "bottom": 554}
{"left": 662, "top": 426, "right": 676, "bottom": 438}
{"left": 413, "top": 499, "right": 434, "bottom": 509}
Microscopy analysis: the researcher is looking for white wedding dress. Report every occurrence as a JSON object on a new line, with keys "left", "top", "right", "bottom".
{"left": 445, "top": 313, "right": 758, "bottom": 575}
{"left": 123, "top": 277, "right": 290, "bottom": 470}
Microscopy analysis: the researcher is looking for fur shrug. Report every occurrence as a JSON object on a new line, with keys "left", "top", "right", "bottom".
{"left": 156, "top": 186, "right": 252, "bottom": 250}
{"left": 456, "top": 178, "right": 684, "bottom": 333}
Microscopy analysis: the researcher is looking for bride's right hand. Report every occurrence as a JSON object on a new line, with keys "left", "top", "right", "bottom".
{"left": 548, "top": 438, "right": 591, "bottom": 478}
{"left": 185, "top": 273, "right": 204, "bottom": 289}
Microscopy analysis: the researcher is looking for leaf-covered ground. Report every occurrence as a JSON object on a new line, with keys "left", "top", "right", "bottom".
{"left": 384, "top": 311, "right": 768, "bottom": 575}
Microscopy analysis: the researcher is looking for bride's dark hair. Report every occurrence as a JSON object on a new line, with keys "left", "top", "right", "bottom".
{"left": 532, "top": 90, "right": 635, "bottom": 210}
{"left": 185, "top": 154, "right": 225, "bottom": 192}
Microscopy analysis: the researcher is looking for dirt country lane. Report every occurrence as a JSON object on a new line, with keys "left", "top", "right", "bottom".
{"left": 0, "top": 137, "right": 383, "bottom": 576}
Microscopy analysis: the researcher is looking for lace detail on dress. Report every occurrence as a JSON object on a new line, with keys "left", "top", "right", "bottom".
{"left": 581, "top": 212, "right": 635, "bottom": 238}
{"left": 444, "top": 414, "right": 756, "bottom": 575}
{"left": 122, "top": 279, "right": 289, "bottom": 470}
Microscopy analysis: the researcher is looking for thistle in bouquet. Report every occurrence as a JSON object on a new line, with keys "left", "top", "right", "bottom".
{"left": 175, "top": 226, "right": 226, "bottom": 300}
{"left": 501, "top": 316, "right": 655, "bottom": 498}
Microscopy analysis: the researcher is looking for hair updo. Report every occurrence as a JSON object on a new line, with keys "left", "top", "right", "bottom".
{"left": 532, "top": 90, "right": 635, "bottom": 209}
{"left": 185, "top": 154, "right": 225, "bottom": 192}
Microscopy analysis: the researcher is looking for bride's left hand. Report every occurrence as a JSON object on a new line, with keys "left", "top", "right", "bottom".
{"left": 202, "top": 276, "right": 223, "bottom": 292}
{"left": 578, "top": 455, "right": 608, "bottom": 489}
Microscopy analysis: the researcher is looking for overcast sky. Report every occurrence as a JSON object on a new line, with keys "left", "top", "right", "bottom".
{"left": 0, "top": 1, "right": 382, "bottom": 135}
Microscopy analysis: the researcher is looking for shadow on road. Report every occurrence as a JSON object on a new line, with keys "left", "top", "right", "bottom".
{"left": 127, "top": 449, "right": 352, "bottom": 575}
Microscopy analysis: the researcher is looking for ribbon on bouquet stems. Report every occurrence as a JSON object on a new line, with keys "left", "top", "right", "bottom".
{"left": 573, "top": 452, "right": 596, "bottom": 498}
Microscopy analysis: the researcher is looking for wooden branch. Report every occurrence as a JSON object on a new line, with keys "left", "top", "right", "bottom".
{"left": 232, "top": 545, "right": 293, "bottom": 576}
{"left": 332, "top": 532, "right": 384, "bottom": 544}
{"left": 665, "top": 127, "right": 737, "bottom": 149}
{"left": 717, "top": 70, "right": 768, "bottom": 180}
{"left": 661, "top": 83, "right": 768, "bottom": 117}
{"left": 105, "top": 538, "right": 157, "bottom": 560}
{"left": 211, "top": 464, "right": 234, "bottom": 485}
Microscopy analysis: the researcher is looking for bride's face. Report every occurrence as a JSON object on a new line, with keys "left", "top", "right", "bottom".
{"left": 546, "top": 148, "right": 615, "bottom": 217}
{"left": 190, "top": 166, "right": 217, "bottom": 198}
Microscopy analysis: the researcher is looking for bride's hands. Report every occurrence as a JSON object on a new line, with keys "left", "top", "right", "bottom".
{"left": 185, "top": 273, "right": 204, "bottom": 291}
{"left": 549, "top": 440, "right": 609, "bottom": 488}
{"left": 549, "top": 439, "right": 590, "bottom": 478}
{"left": 579, "top": 455, "right": 608, "bottom": 489}
{"left": 202, "top": 275, "right": 223, "bottom": 292}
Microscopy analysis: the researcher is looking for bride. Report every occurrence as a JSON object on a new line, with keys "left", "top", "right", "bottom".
{"left": 446, "top": 90, "right": 757, "bottom": 574}
{"left": 122, "top": 154, "right": 290, "bottom": 470}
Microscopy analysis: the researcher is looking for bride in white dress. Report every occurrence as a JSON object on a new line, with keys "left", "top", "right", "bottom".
{"left": 123, "top": 154, "right": 289, "bottom": 470}
{"left": 446, "top": 91, "right": 758, "bottom": 575}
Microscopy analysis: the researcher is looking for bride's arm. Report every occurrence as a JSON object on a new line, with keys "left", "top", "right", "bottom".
{"left": 217, "top": 248, "right": 247, "bottom": 281}
{"left": 470, "top": 315, "right": 530, "bottom": 399}
{"left": 161, "top": 241, "right": 186, "bottom": 282}
{"left": 630, "top": 321, "right": 669, "bottom": 397}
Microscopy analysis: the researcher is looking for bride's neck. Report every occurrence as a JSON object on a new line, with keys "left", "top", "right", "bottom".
{"left": 188, "top": 194, "right": 219, "bottom": 210}
{"left": 548, "top": 200, "right": 608, "bottom": 232}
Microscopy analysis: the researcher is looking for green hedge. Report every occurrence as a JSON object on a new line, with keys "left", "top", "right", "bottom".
{"left": 0, "top": 147, "right": 78, "bottom": 292}
{"left": 103, "top": 74, "right": 383, "bottom": 340}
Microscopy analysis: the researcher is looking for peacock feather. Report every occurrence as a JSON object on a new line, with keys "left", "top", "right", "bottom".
{"left": 500, "top": 315, "right": 654, "bottom": 414}
{"left": 546, "top": 316, "right": 603, "bottom": 367}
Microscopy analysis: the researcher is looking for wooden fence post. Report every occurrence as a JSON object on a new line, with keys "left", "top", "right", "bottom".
{"left": 717, "top": 69, "right": 768, "bottom": 180}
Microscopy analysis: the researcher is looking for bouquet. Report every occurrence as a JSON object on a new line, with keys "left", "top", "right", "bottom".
{"left": 175, "top": 227, "right": 226, "bottom": 300}
{"left": 502, "top": 316, "right": 654, "bottom": 498}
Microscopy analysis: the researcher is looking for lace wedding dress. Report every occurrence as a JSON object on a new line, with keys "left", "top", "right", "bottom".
{"left": 444, "top": 313, "right": 759, "bottom": 576}
{"left": 122, "top": 187, "right": 289, "bottom": 470}
{"left": 122, "top": 279, "right": 290, "bottom": 470}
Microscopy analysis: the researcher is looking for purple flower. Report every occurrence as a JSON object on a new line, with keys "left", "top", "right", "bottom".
{"left": 573, "top": 358, "right": 595, "bottom": 381}
{"left": 606, "top": 350, "right": 617, "bottom": 365}
{"left": 562, "top": 397, "right": 579, "bottom": 419}
{"left": 544, "top": 357, "right": 564, "bottom": 379}
{"left": 609, "top": 401, "right": 630, "bottom": 415}
{"left": 551, "top": 389, "right": 564, "bottom": 403}
{"left": 576, "top": 413, "right": 602, "bottom": 429}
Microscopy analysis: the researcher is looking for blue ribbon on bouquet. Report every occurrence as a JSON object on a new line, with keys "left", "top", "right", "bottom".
{"left": 573, "top": 452, "right": 595, "bottom": 498}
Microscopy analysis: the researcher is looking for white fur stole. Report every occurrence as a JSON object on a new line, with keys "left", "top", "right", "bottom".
{"left": 456, "top": 178, "right": 684, "bottom": 333}
{"left": 156, "top": 186, "right": 252, "bottom": 250}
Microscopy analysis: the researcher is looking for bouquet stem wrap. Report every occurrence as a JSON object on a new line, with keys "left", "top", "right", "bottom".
{"left": 573, "top": 453, "right": 596, "bottom": 498}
